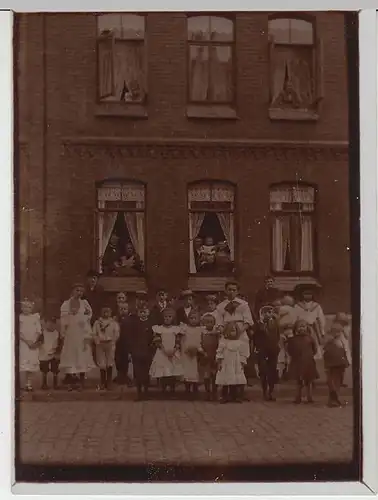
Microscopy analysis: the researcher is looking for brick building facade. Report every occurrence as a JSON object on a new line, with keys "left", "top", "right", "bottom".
{"left": 16, "top": 12, "right": 351, "bottom": 314}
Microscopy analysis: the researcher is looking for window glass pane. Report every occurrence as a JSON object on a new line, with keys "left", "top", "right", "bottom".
{"left": 189, "top": 46, "right": 209, "bottom": 101}
{"left": 210, "top": 46, "right": 233, "bottom": 102}
{"left": 119, "top": 14, "right": 145, "bottom": 39}
{"left": 98, "top": 14, "right": 144, "bottom": 39}
{"left": 268, "top": 18, "right": 290, "bottom": 43}
{"left": 188, "top": 16, "right": 210, "bottom": 41}
{"left": 100, "top": 42, "right": 145, "bottom": 102}
{"left": 209, "top": 16, "right": 234, "bottom": 41}
{"left": 289, "top": 19, "right": 313, "bottom": 45}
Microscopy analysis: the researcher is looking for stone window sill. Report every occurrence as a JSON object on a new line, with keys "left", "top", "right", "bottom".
{"left": 269, "top": 108, "right": 319, "bottom": 122}
{"left": 95, "top": 103, "right": 148, "bottom": 119}
{"left": 186, "top": 104, "right": 238, "bottom": 120}
{"left": 99, "top": 276, "right": 147, "bottom": 293}
{"left": 188, "top": 275, "right": 235, "bottom": 292}
{"left": 273, "top": 276, "right": 320, "bottom": 292}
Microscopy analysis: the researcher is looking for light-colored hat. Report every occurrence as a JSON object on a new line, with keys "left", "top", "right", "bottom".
{"left": 205, "top": 294, "right": 218, "bottom": 302}
{"left": 136, "top": 290, "right": 148, "bottom": 297}
{"left": 181, "top": 289, "right": 194, "bottom": 298}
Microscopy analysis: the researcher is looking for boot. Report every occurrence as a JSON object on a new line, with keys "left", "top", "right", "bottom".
{"left": 229, "top": 385, "right": 237, "bottom": 402}
{"left": 306, "top": 383, "right": 314, "bottom": 403}
{"left": 235, "top": 385, "right": 244, "bottom": 403}
{"left": 204, "top": 380, "right": 211, "bottom": 400}
{"left": 53, "top": 374, "right": 59, "bottom": 390}
{"left": 267, "top": 382, "right": 276, "bottom": 402}
{"left": 135, "top": 383, "right": 143, "bottom": 401}
{"left": 41, "top": 373, "right": 48, "bottom": 390}
{"left": 294, "top": 383, "right": 302, "bottom": 404}
{"left": 192, "top": 383, "right": 199, "bottom": 400}
{"left": 78, "top": 372, "right": 85, "bottom": 391}
{"left": 99, "top": 369, "right": 106, "bottom": 390}
{"left": 328, "top": 390, "right": 340, "bottom": 407}
{"left": 220, "top": 386, "right": 229, "bottom": 404}
{"left": 185, "top": 382, "right": 191, "bottom": 400}
{"left": 106, "top": 367, "right": 113, "bottom": 389}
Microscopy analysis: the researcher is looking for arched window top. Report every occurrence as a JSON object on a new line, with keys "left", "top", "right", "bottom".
{"left": 270, "top": 184, "right": 315, "bottom": 211}
{"left": 97, "top": 13, "right": 145, "bottom": 39}
{"left": 188, "top": 181, "right": 235, "bottom": 210}
{"left": 268, "top": 17, "right": 314, "bottom": 45}
{"left": 187, "top": 15, "right": 234, "bottom": 42}
{"left": 97, "top": 180, "right": 145, "bottom": 208}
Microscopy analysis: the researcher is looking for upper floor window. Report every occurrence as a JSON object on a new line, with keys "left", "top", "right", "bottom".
{"left": 97, "top": 14, "right": 146, "bottom": 103}
{"left": 97, "top": 181, "right": 145, "bottom": 276}
{"left": 270, "top": 184, "right": 316, "bottom": 274}
{"left": 187, "top": 16, "right": 234, "bottom": 104}
{"left": 188, "top": 181, "right": 235, "bottom": 275}
{"left": 268, "top": 17, "right": 323, "bottom": 119}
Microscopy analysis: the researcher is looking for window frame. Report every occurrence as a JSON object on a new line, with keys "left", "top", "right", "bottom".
{"left": 269, "top": 182, "right": 318, "bottom": 277}
{"left": 96, "top": 12, "right": 148, "bottom": 106}
{"left": 186, "top": 13, "right": 236, "bottom": 106}
{"left": 267, "top": 13, "right": 323, "bottom": 120}
{"left": 188, "top": 179, "right": 237, "bottom": 277}
{"left": 95, "top": 179, "right": 147, "bottom": 276}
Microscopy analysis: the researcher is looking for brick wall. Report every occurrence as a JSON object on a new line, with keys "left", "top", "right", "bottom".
{"left": 16, "top": 12, "right": 351, "bottom": 315}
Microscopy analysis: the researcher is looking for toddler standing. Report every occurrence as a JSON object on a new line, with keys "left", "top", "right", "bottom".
{"left": 39, "top": 315, "right": 61, "bottom": 390}
{"left": 323, "top": 322, "right": 350, "bottom": 407}
{"left": 19, "top": 299, "right": 43, "bottom": 392}
{"left": 93, "top": 306, "right": 120, "bottom": 390}
{"left": 180, "top": 309, "right": 204, "bottom": 399}
{"left": 286, "top": 320, "right": 318, "bottom": 404}
{"left": 216, "top": 322, "right": 250, "bottom": 404}
{"left": 200, "top": 313, "right": 219, "bottom": 401}
{"left": 149, "top": 307, "right": 183, "bottom": 397}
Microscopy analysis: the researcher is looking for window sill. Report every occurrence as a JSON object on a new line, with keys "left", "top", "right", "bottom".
{"left": 186, "top": 104, "right": 238, "bottom": 120}
{"left": 99, "top": 275, "right": 147, "bottom": 293}
{"left": 272, "top": 275, "right": 321, "bottom": 292}
{"left": 269, "top": 108, "right": 319, "bottom": 122}
{"left": 188, "top": 275, "right": 235, "bottom": 292}
{"left": 95, "top": 103, "right": 148, "bottom": 119}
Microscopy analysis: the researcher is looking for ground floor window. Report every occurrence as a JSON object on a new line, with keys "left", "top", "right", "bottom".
{"left": 270, "top": 183, "right": 315, "bottom": 273}
{"left": 97, "top": 181, "right": 145, "bottom": 276}
{"left": 188, "top": 181, "right": 235, "bottom": 275}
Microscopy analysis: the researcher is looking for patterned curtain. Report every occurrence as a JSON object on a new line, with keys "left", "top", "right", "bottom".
{"left": 300, "top": 215, "right": 313, "bottom": 271}
{"left": 189, "top": 212, "right": 206, "bottom": 273}
{"left": 98, "top": 212, "right": 117, "bottom": 272}
{"left": 272, "top": 216, "right": 291, "bottom": 271}
{"left": 216, "top": 212, "right": 234, "bottom": 260}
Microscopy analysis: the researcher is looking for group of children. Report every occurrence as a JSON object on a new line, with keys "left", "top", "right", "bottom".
{"left": 18, "top": 279, "right": 352, "bottom": 407}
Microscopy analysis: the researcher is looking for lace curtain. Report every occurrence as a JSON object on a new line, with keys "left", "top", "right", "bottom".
{"left": 270, "top": 185, "right": 314, "bottom": 211}
{"left": 271, "top": 45, "right": 313, "bottom": 109}
{"left": 272, "top": 216, "right": 291, "bottom": 272}
{"left": 98, "top": 212, "right": 117, "bottom": 272}
{"left": 189, "top": 45, "right": 233, "bottom": 102}
{"left": 123, "top": 209, "right": 145, "bottom": 263}
{"left": 188, "top": 183, "right": 234, "bottom": 206}
{"left": 189, "top": 212, "right": 206, "bottom": 273}
{"left": 216, "top": 212, "right": 235, "bottom": 260}
{"left": 300, "top": 215, "right": 314, "bottom": 271}
{"left": 98, "top": 183, "right": 145, "bottom": 205}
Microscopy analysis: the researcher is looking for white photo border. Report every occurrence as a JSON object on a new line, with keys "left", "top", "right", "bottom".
{"left": 0, "top": 3, "right": 375, "bottom": 499}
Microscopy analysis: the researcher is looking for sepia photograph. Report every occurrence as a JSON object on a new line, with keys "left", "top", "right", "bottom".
{"left": 14, "top": 10, "right": 360, "bottom": 483}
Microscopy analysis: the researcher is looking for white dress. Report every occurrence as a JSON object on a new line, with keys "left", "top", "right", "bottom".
{"left": 341, "top": 325, "right": 352, "bottom": 364}
{"left": 59, "top": 299, "right": 96, "bottom": 374}
{"left": 294, "top": 301, "right": 326, "bottom": 360}
{"left": 277, "top": 305, "right": 296, "bottom": 366}
{"left": 19, "top": 313, "right": 42, "bottom": 372}
{"left": 215, "top": 337, "right": 249, "bottom": 386}
{"left": 149, "top": 325, "right": 183, "bottom": 379}
{"left": 180, "top": 325, "right": 203, "bottom": 382}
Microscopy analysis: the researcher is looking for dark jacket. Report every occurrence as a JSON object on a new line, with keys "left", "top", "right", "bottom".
{"left": 253, "top": 319, "right": 280, "bottom": 355}
{"left": 83, "top": 284, "right": 105, "bottom": 324}
{"left": 176, "top": 306, "right": 194, "bottom": 325}
{"left": 323, "top": 339, "right": 349, "bottom": 369}
{"left": 150, "top": 303, "right": 166, "bottom": 326}
{"left": 102, "top": 245, "right": 121, "bottom": 275}
{"left": 127, "top": 317, "right": 154, "bottom": 360}
{"left": 253, "top": 287, "right": 280, "bottom": 321}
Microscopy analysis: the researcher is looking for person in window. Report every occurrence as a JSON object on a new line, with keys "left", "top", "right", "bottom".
{"left": 176, "top": 290, "right": 196, "bottom": 325}
{"left": 150, "top": 289, "right": 168, "bottom": 326}
{"left": 215, "top": 241, "right": 233, "bottom": 274}
{"left": 198, "top": 236, "right": 217, "bottom": 271}
{"left": 253, "top": 276, "right": 281, "bottom": 322}
{"left": 122, "top": 79, "right": 143, "bottom": 103}
{"left": 114, "top": 242, "right": 142, "bottom": 276}
{"left": 102, "top": 233, "right": 121, "bottom": 275}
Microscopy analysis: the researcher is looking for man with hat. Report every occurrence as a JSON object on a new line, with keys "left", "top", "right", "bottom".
{"left": 176, "top": 290, "right": 195, "bottom": 325}
{"left": 83, "top": 270, "right": 104, "bottom": 324}
{"left": 253, "top": 275, "right": 280, "bottom": 322}
{"left": 293, "top": 283, "right": 325, "bottom": 360}
{"left": 150, "top": 289, "right": 168, "bottom": 326}
{"left": 134, "top": 290, "right": 148, "bottom": 315}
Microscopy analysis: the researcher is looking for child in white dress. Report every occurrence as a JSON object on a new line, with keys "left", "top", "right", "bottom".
{"left": 19, "top": 299, "right": 43, "bottom": 391}
{"left": 93, "top": 306, "right": 120, "bottom": 390}
{"left": 180, "top": 309, "right": 204, "bottom": 399}
{"left": 59, "top": 284, "right": 95, "bottom": 391}
{"left": 149, "top": 307, "right": 183, "bottom": 397}
{"left": 216, "top": 321, "right": 250, "bottom": 404}
{"left": 334, "top": 312, "right": 352, "bottom": 387}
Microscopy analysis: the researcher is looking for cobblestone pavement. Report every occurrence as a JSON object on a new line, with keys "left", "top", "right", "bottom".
{"left": 19, "top": 394, "right": 354, "bottom": 466}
